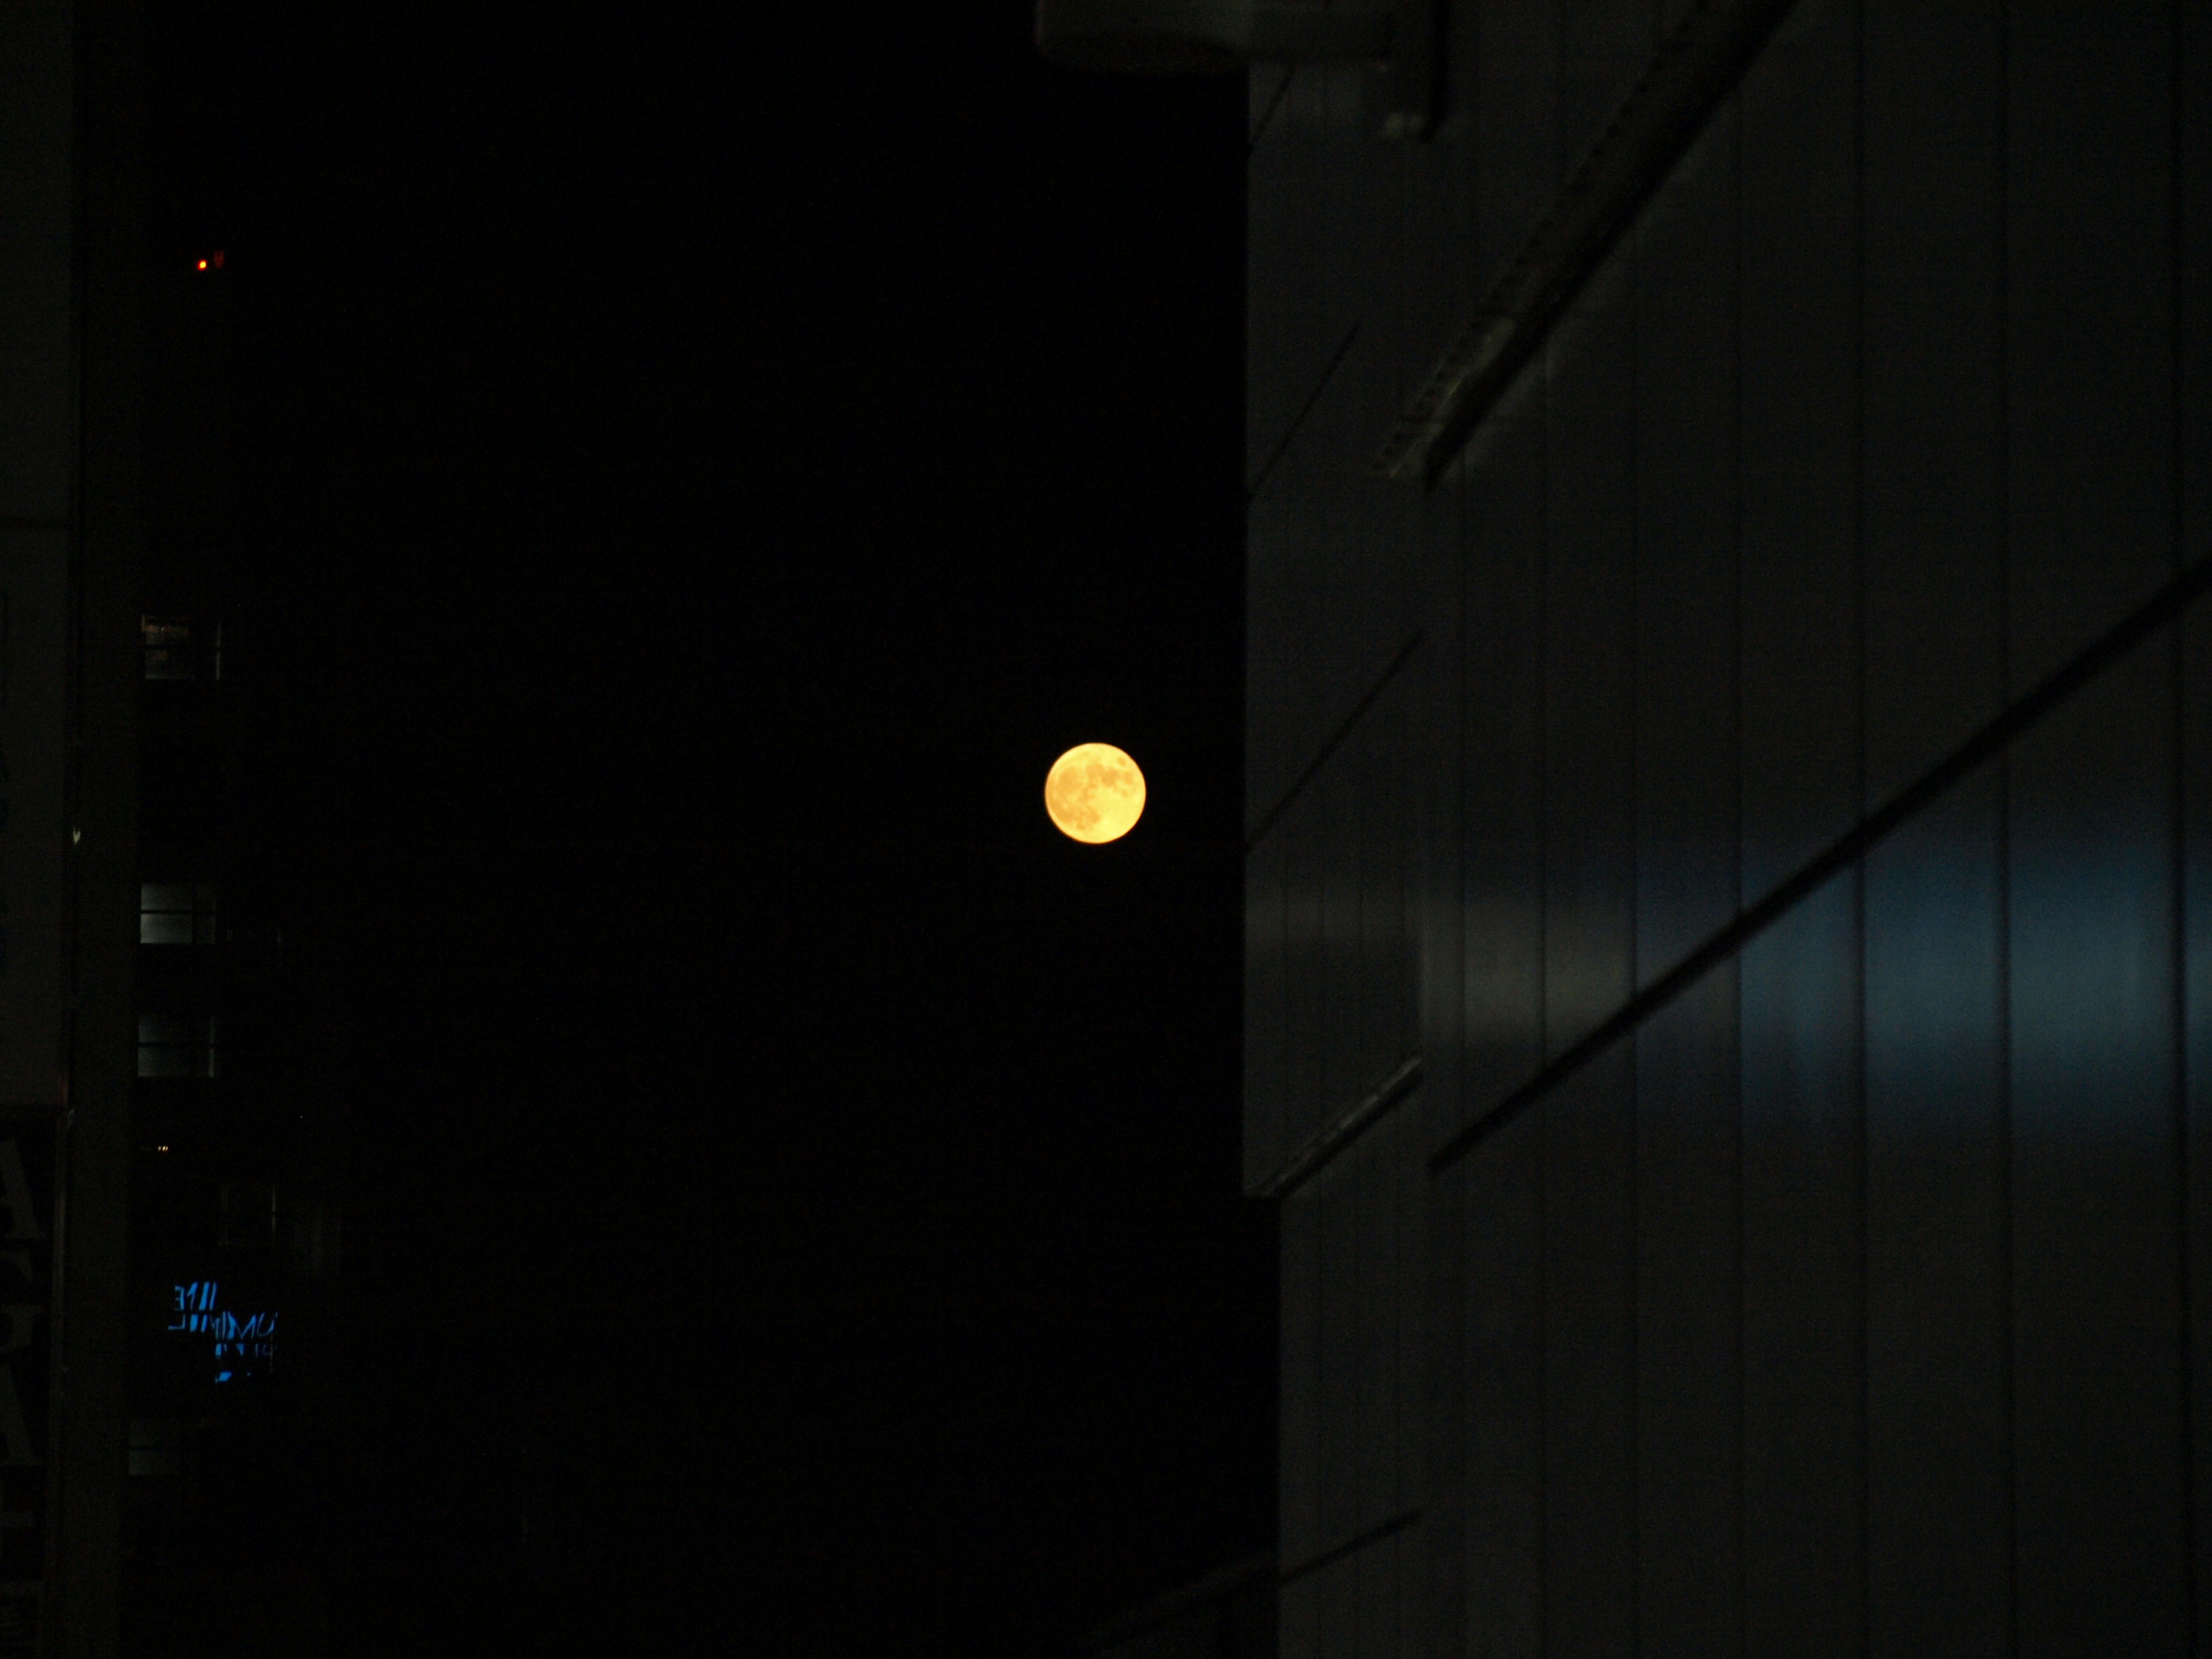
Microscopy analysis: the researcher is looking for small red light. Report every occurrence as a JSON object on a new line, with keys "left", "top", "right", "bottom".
{"left": 196, "top": 258, "right": 207, "bottom": 271}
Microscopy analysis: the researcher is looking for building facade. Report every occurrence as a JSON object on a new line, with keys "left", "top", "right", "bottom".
{"left": 2, "top": 7, "right": 342, "bottom": 1652}
{"left": 1244, "top": 0, "right": 2211, "bottom": 1651}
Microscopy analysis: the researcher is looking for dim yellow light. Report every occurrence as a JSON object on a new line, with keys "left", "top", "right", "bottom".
{"left": 1044, "top": 743, "right": 1145, "bottom": 844}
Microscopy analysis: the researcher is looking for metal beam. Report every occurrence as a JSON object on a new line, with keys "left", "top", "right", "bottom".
{"left": 1374, "top": 0, "right": 1799, "bottom": 488}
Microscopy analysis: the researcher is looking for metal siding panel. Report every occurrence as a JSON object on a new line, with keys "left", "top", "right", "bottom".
{"left": 1363, "top": 672, "right": 1419, "bottom": 1099}
{"left": 1318, "top": 1551, "right": 1359, "bottom": 1659}
{"left": 2007, "top": 3, "right": 2179, "bottom": 688}
{"left": 1358, "top": 689, "right": 1391, "bottom": 1101}
{"left": 1859, "top": 2, "right": 2010, "bottom": 1648}
{"left": 1359, "top": 1115, "right": 1404, "bottom": 1529}
{"left": 1418, "top": 482, "right": 1468, "bottom": 1158}
{"left": 1359, "top": 1527, "right": 1401, "bottom": 1659}
{"left": 1558, "top": 0, "right": 1663, "bottom": 183}
{"left": 1425, "top": 1161, "right": 1469, "bottom": 1659}
{"left": 1457, "top": 402, "right": 1547, "bottom": 1134}
{"left": 1250, "top": 63, "right": 1293, "bottom": 146}
{"left": 1632, "top": 976, "right": 1742, "bottom": 1657}
{"left": 1538, "top": 239, "right": 1639, "bottom": 1659}
{"left": 1863, "top": 785, "right": 2009, "bottom": 1656}
{"left": 1322, "top": 336, "right": 1368, "bottom": 735}
{"left": 1325, "top": 732, "right": 1365, "bottom": 1122}
{"left": 1243, "top": 62, "right": 1291, "bottom": 490}
{"left": 1737, "top": 876, "right": 1862, "bottom": 1654}
{"left": 1859, "top": 0, "right": 2007, "bottom": 781}
{"left": 1542, "top": 255, "right": 1637, "bottom": 1063}
{"left": 2186, "top": 2, "right": 2212, "bottom": 1643}
{"left": 2006, "top": 3, "right": 2190, "bottom": 1649}
{"left": 1320, "top": 1156, "right": 1362, "bottom": 1547}
{"left": 1632, "top": 99, "right": 1742, "bottom": 1656}
{"left": 1308, "top": 68, "right": 1407, "bottom": 760}
{"left": 1249, "top": 474, "right": 1294, "bottom": 829}
{"left": 1282, "top": 1569, "right": 1321, "bottom": 1659}
{"left": 1478, "top": 0, "right": 1561, "bottom": 296}
{"left": 1540, "top": 1056, "right": 1637, "bottom": 1656}
{"left": 1414, "top": 485, "right": 1467, "bottom": 1659}
{"left": 2189, "top": 599, "right": 2212, "bottom": 1659}
{"left": 1402, "top": 2, "right": 1485, "bottom": 392}
{"left": 1396, "top": 1092, "right": 1431, "bottom": 1534}
{"left": 2007, "top": 655, "right": 2188, "bottom": 1653}
{"left": 1397, "top": 688, "right": 1425, "bottom": 1077}
{"left": 1288, "top": 789, "right": 1328, "bottom": 1154}
{"left": 1285, "top": 404, "right": 1330, "bottom": 819}
{"left": 1248, "top": 66, "right": 1359, "bottom": 499}
{"left": 1631, "top": 108, "right": 1739, "bottom": 981}
{"left": 1248, "top": 838, "right": 1290, "bottom": 1194}
{"left": 1461, "top": 1118, "right": 1543, "bottom": 1659}
{"left": 1342, "top": 144, "right": 1415, "bottom": 740}
{"left": 1736, "top": 4, "right": 1865, "bottom": 1652}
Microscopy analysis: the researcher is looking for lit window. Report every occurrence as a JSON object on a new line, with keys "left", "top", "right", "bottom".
{"left": 139, "top": 882, "right": 218, "bottom": 945}
{"left": 141, "top": 615, "right": 224, "bottom": 681}
{"left": 137, "top": 1014, "right": 219, "bottom": 1080}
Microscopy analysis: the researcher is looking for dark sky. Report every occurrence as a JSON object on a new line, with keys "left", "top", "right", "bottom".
{"left": 150, "top": 4, "right": 1262, "bottom": 1653}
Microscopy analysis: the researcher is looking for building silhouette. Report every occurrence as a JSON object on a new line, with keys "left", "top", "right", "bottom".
{"left": 1236, "top": 0, "right": 2210, "bottom": 1652}
{"left": 2, "top": 5, "right": 341, "bottom": 1651}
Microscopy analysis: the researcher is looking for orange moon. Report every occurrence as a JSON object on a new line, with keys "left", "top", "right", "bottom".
{"left": 1044, "top": 743, "right": 1146, "bottom": 843}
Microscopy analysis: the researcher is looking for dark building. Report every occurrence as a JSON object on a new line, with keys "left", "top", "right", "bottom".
{"left": 123, "top": 10, "right": 347, "bottom": 1649}
{"left": 1, "top": 2, "right": 149, "bottom": 1650}
{"left": 2, "top": 5, "right": 340, "bottom": 1651}
{"left": 1232, "top": 0, "right": 2211, "bottom": 1652}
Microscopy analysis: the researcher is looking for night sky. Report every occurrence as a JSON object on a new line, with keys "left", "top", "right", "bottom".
{"left": 151, "top": 3, "right": 1262, "bottom": 1653}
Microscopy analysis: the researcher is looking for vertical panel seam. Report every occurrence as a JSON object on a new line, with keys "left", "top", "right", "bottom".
{"left": 1851, "top": 0, "right": 1872, "bottom": 1647}
{"left": 1627, "top": 195, "right": 1644, "bottom": 1659}
{"left": 1997, "top": 1, "right": 2020, "bottom": 1646}
{"left": 1535, "top": 335, "right": 1551, "bottom": 1659}
{"left": 1728, "top": 84, "right": 1748, "bottom": 1659}
{"left": 2172, "top": 0, "right": 2200, "bottom": 1643}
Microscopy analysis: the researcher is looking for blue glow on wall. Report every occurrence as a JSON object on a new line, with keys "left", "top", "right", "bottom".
{"left": 167, "top": 1282, "right": 277, "bottom": 1382}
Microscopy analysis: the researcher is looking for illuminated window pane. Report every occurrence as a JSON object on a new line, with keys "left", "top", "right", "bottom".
{"left": 141, "top": 615, "right": 224, "bottom": 681}
{"left": 139, "top": 882, "right": 217, "bottom": 945}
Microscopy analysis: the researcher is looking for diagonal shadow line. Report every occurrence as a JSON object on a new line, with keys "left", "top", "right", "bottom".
{"left": 1279, "top": 1507, "right": 1423, "bottom": 1586}
{"left": 1245, "top": 627, "right": 1423, "bottom": 855}
{"left": 1252, "top": 1054, "right": 1422, "bottom": 1199}
{"left": 1248, "top": 63, "right": 1297, "bottom": 154}
{"left": 1431, "top": 546, "right": 2212, "bottom": 1176}
{"left": 1247, "top": 321, "right": 1362, "bottom": 504}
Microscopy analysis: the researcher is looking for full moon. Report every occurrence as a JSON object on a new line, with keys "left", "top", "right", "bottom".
{"left": 1044, "top": 743, "right": 1146, "bottom": 844}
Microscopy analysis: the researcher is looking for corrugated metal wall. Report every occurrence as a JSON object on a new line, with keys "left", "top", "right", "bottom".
{"left": 1244, "top": 0, "right": 2212, "bottom": 1652}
